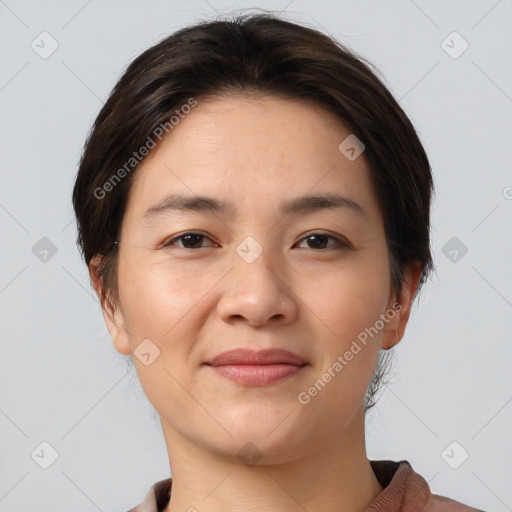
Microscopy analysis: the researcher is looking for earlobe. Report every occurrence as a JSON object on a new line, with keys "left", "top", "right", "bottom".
{"left": 101, "top": 303, "right": 132, "bottom": 356}
{"left": 88, "top": 255, "right": 103, "bottom": 302}
{"left": 88, "top": 256, "right": 131, "bottom": 356}
{"left": 381, "top": 328, "right": 400, "bottom": 351}
{"left": 382, "top": 261, "right": 423, "bottom": 350}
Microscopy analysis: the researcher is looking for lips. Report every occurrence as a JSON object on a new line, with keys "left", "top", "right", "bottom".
{"left": 204, "top": 348, "right": 306, "bottom": 366}
{"left": 203, "top": 348, "right": 308, "bottom": 386}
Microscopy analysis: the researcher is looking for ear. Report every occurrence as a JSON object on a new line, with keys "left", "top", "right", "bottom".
{"left": 88, "top": 255, "right": 131, "bottom": 356}
{"left": 381, "top": 260, "right": 423, "bottom": 350}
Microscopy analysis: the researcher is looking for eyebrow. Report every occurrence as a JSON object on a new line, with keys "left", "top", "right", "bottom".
{"left": 142, "top": 193, "right": 367, "bottom": 222}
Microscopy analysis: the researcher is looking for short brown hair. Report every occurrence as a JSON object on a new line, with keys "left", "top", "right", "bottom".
{"left": 73, "top": 12, "right": 434, "bottom": 412}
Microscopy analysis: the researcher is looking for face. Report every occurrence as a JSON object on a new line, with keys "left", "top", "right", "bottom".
{"left": 91, "top": 94, "right": 420, "bottom": 465}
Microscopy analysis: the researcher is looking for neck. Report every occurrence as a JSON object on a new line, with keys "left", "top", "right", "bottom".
{"left": 162, "top": 407, "right": 383, "bottom": 512}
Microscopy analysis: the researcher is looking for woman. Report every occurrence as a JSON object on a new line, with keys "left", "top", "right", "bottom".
{"left": 72, "top": 12, "right": 484, "bottom": 512}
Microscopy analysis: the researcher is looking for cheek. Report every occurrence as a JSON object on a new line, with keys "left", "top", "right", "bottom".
{"left": 300, "top": 251, "right": 390, "bottom": 405}
{"left": 118, "top": 254, "right": 212, "bottom": 334}
{"left": 306, "top": 253, "right": 390, "bottom": 336}
{"left": 116, "top": 257, "right": 215, "bottom": 410}
{"left": 295, "top": 263, "right": 389, "bottom": 424}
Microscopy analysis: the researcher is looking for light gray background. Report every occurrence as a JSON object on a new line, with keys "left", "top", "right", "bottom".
{"left": 1, "top": 0, "right": 511, "bottom": 510}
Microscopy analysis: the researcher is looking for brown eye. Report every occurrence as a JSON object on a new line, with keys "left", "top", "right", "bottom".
{"left": 162, "top": 232, "right": 216, "bottom": 249}
{"left": 296, "top": 232, "right": 349, "bottom": 250}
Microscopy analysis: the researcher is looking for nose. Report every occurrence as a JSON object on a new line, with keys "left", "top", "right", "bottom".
{"left": 216, "top": 248, "right": 298, "bottom": 327}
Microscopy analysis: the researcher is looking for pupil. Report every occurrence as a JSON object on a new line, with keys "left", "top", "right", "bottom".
{"left": 183, "top": 234, "right": 202, "bottom": 248}
{"left": 180, "top": 234, "right": 329, "bottom": 249}
{"left": 308, "top": 235, "right": 327, "bottom": 249}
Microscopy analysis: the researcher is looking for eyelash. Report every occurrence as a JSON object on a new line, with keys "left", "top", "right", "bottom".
{"left": 160, "top": 231, "right": 350, "bottom": 251}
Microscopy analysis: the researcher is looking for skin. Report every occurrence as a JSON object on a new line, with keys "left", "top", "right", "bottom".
{"left": 90, "top": 94, "right": 422, "bottom": 512}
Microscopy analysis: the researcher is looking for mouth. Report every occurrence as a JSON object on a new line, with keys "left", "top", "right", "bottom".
{"left": 203, "top": 348, "right": 308, "bottom": 386}
{"left": 205, "top": 363, "right": 307, "bottom": 386}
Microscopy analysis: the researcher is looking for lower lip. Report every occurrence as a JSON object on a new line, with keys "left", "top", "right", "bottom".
{"left": 207, "top": 364, "right": 306, "bottom": 386}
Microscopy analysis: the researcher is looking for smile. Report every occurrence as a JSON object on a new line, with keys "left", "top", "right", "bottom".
{"left": 205, "top": 363, "right": 307, "bottom": 386}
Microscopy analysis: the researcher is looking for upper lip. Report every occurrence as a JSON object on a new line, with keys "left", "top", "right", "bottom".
{"left": 204, "top": 348, "right": 307, "bottom": 366}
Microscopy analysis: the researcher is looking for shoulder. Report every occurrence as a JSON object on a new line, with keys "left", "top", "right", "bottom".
{"left": 370, "top": 459, "right": 486, "bottom": 512}
{"left": 424, "top": 491, "right": 486, "bottom": 511}
{"left": 125, "top": 478, "right": 172, "bottom": 512}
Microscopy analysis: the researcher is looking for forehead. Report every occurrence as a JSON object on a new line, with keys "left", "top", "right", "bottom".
{"left": 123, "top": 94, "right": 382, "bottom": 228}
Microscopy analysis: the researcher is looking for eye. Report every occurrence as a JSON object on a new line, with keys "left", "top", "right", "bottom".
{"left": 295, "top": 232, "right": 350, "bottom": 250}
{"left": 161, "top": 232, "right": 217, "bottom": 249}
{"left": 161, "top": 231, "right": 350, "bottom": 250}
